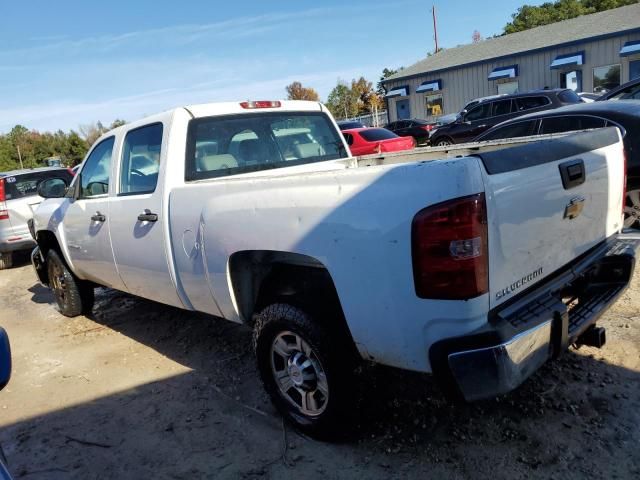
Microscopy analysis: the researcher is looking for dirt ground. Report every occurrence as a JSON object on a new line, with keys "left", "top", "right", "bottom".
{"left": 0, "top": 253, "right": 639, "bottom": 480}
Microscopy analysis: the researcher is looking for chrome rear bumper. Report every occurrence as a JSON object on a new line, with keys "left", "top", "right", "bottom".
{"left": 433, "top": 235, "right": 640, "bottom": 402}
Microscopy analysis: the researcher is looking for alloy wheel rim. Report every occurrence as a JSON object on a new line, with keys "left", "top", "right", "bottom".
{"left": 270, "top": 331, "right": 329, "bottom": 417}
{"left": 51, "top": 262, "right": 66, "bottom": 304}
{"left": 624, "top": 189, "right": 640, "bottom": 229}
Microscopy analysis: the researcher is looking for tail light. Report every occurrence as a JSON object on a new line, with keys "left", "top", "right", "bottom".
{"left": 411, "top": 193, "right": 488, "bottom": 299}
{"left": 0, "top": 178, "right": 8, "bottom": 220}
{"left": 240, "top": 100, "right": 281, "bottom": 109}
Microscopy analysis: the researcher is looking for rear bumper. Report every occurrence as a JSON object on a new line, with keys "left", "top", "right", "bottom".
{"left": 0, "top": 237, "right": 35, "bottom": 253}
{"left": 430, "top": 235, "right": 640, "bottom": 402}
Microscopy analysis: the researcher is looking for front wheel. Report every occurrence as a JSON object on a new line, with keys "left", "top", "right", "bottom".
{"left": 253, "top": 303, "right": 357, "bottom": 439}
{"left": 47, "top": 250, "right": 94, "bottom": 317}
{"left": 624, "top": 188, "right": 640, "bottom": 230}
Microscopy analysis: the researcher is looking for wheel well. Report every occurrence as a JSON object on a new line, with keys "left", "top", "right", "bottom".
{"left": 35, "top": 230, "right": 62, "bottom": 258}
{"left": 229, "top": 251, "right": 358, "bottom": 355}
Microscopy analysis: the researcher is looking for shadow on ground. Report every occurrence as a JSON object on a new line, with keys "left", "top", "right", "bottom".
{"left": 2, "top": 286, "right": 639, "bottom": 479}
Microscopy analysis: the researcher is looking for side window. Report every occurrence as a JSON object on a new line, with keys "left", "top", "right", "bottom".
{"left": 540, "top": 116, "right": 582, "bottom": 134}
{"left": 492, "top": 100, "right": 513, "bottom": 117}
{"left": 480, "top": 120, "right": 537, "bottom": 141}
{"left": 465, "top": 103, "right": 491, "bottom": 122}
{"left": 579, "top": 116, "right": 607, "bottom": 129}
{"left": 80, "top": 137, "right": 115, "bottom": 198}
{"left": 516, "top": 96, "right": 550, "bottom": 111}
{"left": 120, "top": 123, "right": 163, "bottom": 195}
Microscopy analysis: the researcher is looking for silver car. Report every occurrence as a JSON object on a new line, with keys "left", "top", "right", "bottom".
{"left": 0, "top": 167, "right": 73, "bottom": 269}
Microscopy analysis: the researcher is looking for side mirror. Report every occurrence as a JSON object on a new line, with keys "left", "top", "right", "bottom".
{"left": 37, "top": 177, "right": 68, "bottom": 199}
{"left": 456, "top": 110, "right": 468, "bottom": 123}
{"left": 0, "top": 327, "right": 11, "bottom": 391}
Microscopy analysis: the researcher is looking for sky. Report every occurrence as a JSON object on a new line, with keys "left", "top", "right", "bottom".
{"left": 0, "top": 0, "right": 544, "bottom": 133}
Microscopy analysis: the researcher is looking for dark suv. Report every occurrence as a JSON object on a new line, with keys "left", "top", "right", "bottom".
{"left": 429, "top": 89, "right": 581, "bottom": 146}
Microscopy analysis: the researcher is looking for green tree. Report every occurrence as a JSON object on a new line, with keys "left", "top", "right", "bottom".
{"left": 504, "top": 0, "right": 637, "bottom": 34}
{"left": 285, "top": 81, "right": 320, "bottom": 101}
{"left": 376, "top": 68, "right": 399, "bottom": 97}
{"left": 325, "top": 82, "right": 359, "bottom": 119}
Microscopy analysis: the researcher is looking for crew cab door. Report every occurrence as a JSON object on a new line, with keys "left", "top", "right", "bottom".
{"left": 63, "top": 137, "right": 125, "bottom": 289}
{"left": 107, "top": 123, "right": 183, "bottom": 308}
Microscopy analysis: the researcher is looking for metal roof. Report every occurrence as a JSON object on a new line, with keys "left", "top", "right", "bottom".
{"left": 385, "top": 4, "right": 640, "bottom": 83}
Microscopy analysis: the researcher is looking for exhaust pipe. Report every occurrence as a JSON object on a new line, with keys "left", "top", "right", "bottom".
{"left": 576, "top": 326, "right": 606, "bottom": 348}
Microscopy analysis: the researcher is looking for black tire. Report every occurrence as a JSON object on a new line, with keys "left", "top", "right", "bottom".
{"left": 253, "top": 303, "right": 357, "bottom": 439}
{"left": 47, "top": 250, "right": 94, "bottom": 317}
{"left": 0, "top": 252, "right": 12, "bottom": 270}
{"left": 434, "top": 137, "right": 453, "bottom": 147}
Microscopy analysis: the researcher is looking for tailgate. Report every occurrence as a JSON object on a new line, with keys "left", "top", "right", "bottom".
{"left": 478, "top": 128, "right": 625, "bottom": 309}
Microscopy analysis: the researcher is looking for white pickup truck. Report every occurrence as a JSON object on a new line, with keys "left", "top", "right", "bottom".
{"left": 30, "top": 100, "right": 638, "bottom": 437}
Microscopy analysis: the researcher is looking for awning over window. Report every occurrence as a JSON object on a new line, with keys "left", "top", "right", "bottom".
{"left": 416, "top": 79, "right": 442, "bottom": 93}
{"left": 488, "top": 65, "right": 518, "bottom": 80}
{"left": 550, "top": 52, "right": 584, "bottom": 69}
{"left": 620, "top": 40, "right": 640, "bottom": 57}
{"left": 385, "top": 86, "right": 409, "bottom": 98}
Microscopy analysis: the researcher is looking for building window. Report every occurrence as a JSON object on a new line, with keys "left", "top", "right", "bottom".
{"left": 560, "top": 70, "right": 582, "bottom": 92}
{"left": 425, "top": 94, "right": 444, "bottom": 117}
{"left": 593, "top": 64, "right": 620, "bottom": 93}
{"left": 631, "top": 60, "right": 640, "bottom": 81}
{"left": 497, "top": 81, "right": 519, "bottom": 95}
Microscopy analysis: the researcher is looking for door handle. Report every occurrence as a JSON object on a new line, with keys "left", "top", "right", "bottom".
{"left": 91, "top": 212, "right": 106, "bottom": 222}
{"left": 137, "top": 212, "right": 158, "bottom": 222}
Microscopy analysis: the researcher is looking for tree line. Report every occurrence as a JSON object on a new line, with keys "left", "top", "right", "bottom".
{"left": 0, "top": 120, "right": 126, "bottom": 172}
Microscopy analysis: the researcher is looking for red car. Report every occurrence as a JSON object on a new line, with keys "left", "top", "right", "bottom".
{"left": 342, "top": 127, "right": 415, "bottom": 156}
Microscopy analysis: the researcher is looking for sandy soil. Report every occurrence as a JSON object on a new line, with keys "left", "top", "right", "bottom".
{"left": 0, "top": 253, "right": 639, "bottom": 479}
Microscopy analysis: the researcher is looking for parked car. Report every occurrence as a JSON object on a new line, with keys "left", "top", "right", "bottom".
{"left": 474, "top": 100, "right": 640, "bottom": 229}
{"left": 336, "top": 120, "right": 365, "bottom": 130}
{"left": 341, "top": 127, "right": 415, "bottom": 155}
{"left": 429, "top": 89, "right": 581, "bottom": 146}
{"left": 31, "top": 99, "right": 636, "bottom": 438}
{"left": 0, "top": 167, "right": 74, "bottom": 269}
{"left": 384, "top": 119, "right": 434, "bottom": 145}
{"left": 596, "top": 77, "right": 640, "bottom": 101}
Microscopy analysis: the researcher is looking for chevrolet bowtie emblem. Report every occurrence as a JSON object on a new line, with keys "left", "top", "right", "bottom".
{"left": 564, "top": 196, "right": 585, "bottom": 220}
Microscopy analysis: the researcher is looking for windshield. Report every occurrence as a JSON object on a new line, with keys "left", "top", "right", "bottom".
{"left": 360, "top": 128, "right": 398, "bottom": 141}
{"left": 186, "top": 112, "right": 348, "bottom": 180}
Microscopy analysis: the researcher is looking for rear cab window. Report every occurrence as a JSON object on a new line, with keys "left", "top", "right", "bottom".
{"left": 2, "top": 170, "right": 73, "bottom": 200}
{"left": 186, "top": 112, "right": 348, "bottom": 180}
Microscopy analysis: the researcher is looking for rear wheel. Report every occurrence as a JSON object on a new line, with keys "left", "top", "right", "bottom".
{"left": 253, "top": 303, "right": 357, "bottom": 439}
{"left": 0, "top": 252, "right": 12, "bottom": 270}
{"left": 434, "top": 137, "right": 453, "bottom": 147}
{"left": 47, "top": 250, "right": 94, "bottom": 317}
{"left": 624, "top": 188, "right": 640, "bottom": 230}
